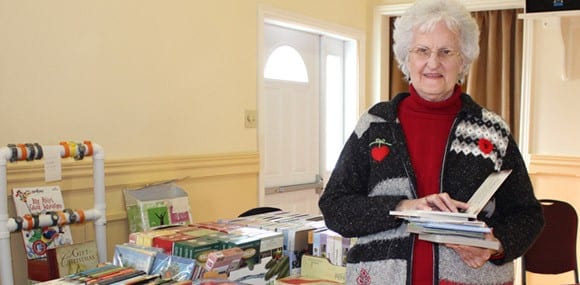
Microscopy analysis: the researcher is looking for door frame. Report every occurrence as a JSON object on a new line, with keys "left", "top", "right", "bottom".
{"left": 257, "top": 5, "right": 366, "bottom": 207}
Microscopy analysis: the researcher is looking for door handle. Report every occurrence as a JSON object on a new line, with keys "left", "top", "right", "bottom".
{"left": 265, "top": 174, "right": 324, "bottom": 195}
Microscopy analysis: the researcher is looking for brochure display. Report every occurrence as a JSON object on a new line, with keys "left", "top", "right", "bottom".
{"left": 124, "top": 181, "right": 193, "bottom": 233}
{"left": 0, "top": 141, "right": 107, "bottom": 285}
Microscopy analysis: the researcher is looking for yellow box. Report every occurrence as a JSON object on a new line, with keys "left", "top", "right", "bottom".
{"left": 299, "top": 255, "right": 345, "bottom": 283}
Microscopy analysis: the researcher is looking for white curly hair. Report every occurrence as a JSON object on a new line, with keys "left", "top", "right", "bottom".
{"left": 392, "top": 0, "right": 480, "bottom": 84}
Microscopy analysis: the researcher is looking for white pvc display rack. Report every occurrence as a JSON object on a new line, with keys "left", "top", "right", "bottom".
{"left": 0, "top": 142, "right": 107, "bottom": 285}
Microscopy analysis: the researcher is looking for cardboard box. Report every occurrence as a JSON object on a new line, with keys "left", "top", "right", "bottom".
{"left": 152, "top": 233, "right": 195, "bottom": 254}
{"left": 299, "top": 255, "right": 346, "bottom": 283}
{"left": 124, "top": 181, "right": 193, "bottom": 233}
{"left": 229, "top": 227, "right": 284, "bottom": 258}
{"left": 219, "top": 234, "right": 261, "bottom": 269}
{"left": 173, "top": 236, "right": 222, "bottom": 261}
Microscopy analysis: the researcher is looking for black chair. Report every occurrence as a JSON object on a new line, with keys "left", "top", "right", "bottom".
{"left": 522, "top": 199, "right": 579, "bottom": 284}
{"left": 238, "top": 206, "right": 281, "bottom": 217}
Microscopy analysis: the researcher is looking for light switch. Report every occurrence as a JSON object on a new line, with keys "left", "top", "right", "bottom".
{"left": 245, "top": 110, "right": 257, "bottom": 128}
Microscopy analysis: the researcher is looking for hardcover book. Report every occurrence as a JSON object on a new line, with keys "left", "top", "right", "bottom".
{"left": 12, "top": 186, "right": 74, "bottom": 259}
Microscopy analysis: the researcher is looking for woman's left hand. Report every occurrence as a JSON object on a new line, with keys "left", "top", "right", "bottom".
{"left": 445, "top": 232, "right": 503, "bottom": 269}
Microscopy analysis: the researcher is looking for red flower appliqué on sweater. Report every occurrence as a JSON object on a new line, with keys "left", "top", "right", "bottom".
{"left": 356, "top": 268, "right": 371, "bottom": 285}
{"left": 478, "top": 138, "right": 493, "bottom": 154}
{"left": 369, "top": 138, "right": 391, "bottom": 162}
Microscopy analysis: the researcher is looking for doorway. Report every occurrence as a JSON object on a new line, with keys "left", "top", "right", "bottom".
{"left": 258, "top": 7, "right": 364, "bottom": 215}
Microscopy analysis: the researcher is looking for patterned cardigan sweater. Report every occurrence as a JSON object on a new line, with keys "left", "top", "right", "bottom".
{"left": 318, "top": 92, "right": 544, "bottom": 285}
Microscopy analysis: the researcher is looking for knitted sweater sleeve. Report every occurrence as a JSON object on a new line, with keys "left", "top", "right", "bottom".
{"left": 319, "top": 117, "right": 407, "bottom": 238}
{"left": 485, "top": 135, "right": 545, "bottom": 264}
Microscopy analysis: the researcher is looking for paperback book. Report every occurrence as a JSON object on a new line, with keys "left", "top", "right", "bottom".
{"left": 48, "top": 240, "right": 100, "bottom": 277}
{"left": 390, "top": 170, "right": 512, "bottom": 250}
{"left": 12, "top": 186, "right": 74, "bottom": 259}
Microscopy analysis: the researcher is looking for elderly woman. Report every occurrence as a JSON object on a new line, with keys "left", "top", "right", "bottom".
{"left": 318, "top": 0, "right": 544, "bottom": 284}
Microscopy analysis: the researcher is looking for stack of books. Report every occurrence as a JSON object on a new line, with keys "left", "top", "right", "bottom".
{"left": 390, "top": 169, "right": 513, "bottom": 251}
{"left": 390, "top": 210, "right": 500, "bottom": 250}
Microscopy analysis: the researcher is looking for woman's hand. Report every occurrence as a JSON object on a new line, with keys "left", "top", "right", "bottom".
{"left": 396, "top": 193, "right": 469, "bottom": 212}
{"left": 446, "top": 232, "right": 504, "bottom": 269}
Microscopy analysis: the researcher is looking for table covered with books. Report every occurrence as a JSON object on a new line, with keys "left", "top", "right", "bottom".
{"left": 34, "top": 210, "right": 349, "bottom": 285}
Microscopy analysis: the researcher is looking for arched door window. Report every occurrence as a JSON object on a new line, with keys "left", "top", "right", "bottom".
{"left": 264, "top": 45, "right": 309, "bottom": 83}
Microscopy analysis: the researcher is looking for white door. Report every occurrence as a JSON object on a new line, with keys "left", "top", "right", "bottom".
{"left": 261, "top": 24, "right": 322, "bottom": 215}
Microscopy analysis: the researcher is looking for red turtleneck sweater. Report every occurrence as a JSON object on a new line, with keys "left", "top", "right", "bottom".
{"left": 398, "top": 85, "right": 462, "bottom": 284}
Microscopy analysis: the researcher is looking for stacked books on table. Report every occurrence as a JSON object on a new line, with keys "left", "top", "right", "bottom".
{"left": 34, "top": 263, "right": 192, "bottom": 285}
{"left": 389, "top": 170, "right": 513, "bottom": 251}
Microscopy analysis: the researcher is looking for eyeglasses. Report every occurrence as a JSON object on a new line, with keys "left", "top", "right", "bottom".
{"left": 408, "top": 46, "right": 461, "bottom": 61}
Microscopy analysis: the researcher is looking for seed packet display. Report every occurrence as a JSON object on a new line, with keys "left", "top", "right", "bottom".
{"left": 112, "top": 244, "right": 158, "bottom": 274}
{"left": 150, "top": 252, "right": 196, "bottom": 281}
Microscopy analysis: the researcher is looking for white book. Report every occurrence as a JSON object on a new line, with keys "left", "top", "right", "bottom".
{"left": 390, "top": 209, "right": 476, "bottom": 222}
{"left": 390, "top": 169, "right": 512, "bottom": 220}
{"left": 465, "top": 169, "right": 512, "bottom": 215}
{"left": 419, "top": 233, "right": 501, "bottom": 250}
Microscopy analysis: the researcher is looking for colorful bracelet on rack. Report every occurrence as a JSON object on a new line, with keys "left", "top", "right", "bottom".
{"left": 84, "top": 140, "right": 93, "bottom": 156}
{"left": 14, "top": 216, "right": 23, "bottom": 231}
{"left": 7, "top": 144, "right": 18, "bottom": 162}
{"left": 34, "top": 143, "right": 43, "bottom": 160}
{"left": 77, "top": 209, "right": 85, "bottom": 223}
{"left": 31, "top": 214, "right": 40, "bottom": 229}
{"left": 69, "top": 142, "right": 78, "bottom": 159}
{"left": 25, "top": 143, "right": 35, "bottom": 161}
{"left": 48, "top": 211, "right": 59, "bottom": 226}
{"left": 60, "top": 141, "right": 70, "bottom": 158}
{"left": 64, "top": 208, "right": 77, "bottom": 223}
{"left": 75, "top": 143, "right": 86, "bottom": 160}
{"left": 22, "top": 214, "right": 33, "bottom": 230}
{"left": 57, "top": 211, "right": 67, "bottom": 226}
{"left": 17, "top": 144, "right": 27, "bottom": 161}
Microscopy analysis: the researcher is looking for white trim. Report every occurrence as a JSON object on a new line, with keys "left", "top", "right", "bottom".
{"left": 519, "top": 18, "right": 534, "bottom": 165}
{"left": 375, "top": 0, "right": 524, "bottom": 17}
{"left": 261, "top": 4, "right": 364, "bottom": 42}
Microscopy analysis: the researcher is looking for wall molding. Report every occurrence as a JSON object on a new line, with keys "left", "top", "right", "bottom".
{"left": 529, "top": 154, "right": 580, "bottom": 177}
{"left": 4, "top": 152, "right": 260, "bottom": 193}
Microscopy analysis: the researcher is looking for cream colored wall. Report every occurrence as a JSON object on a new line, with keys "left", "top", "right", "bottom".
{"left": 0, "top": 0, "right": 366, "bottom": 160}
{"left": 525, "top": 14, "right": 580, "bottom": 285}
{"left": 529, "top": 17, "right": 580, "bottom": 155}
